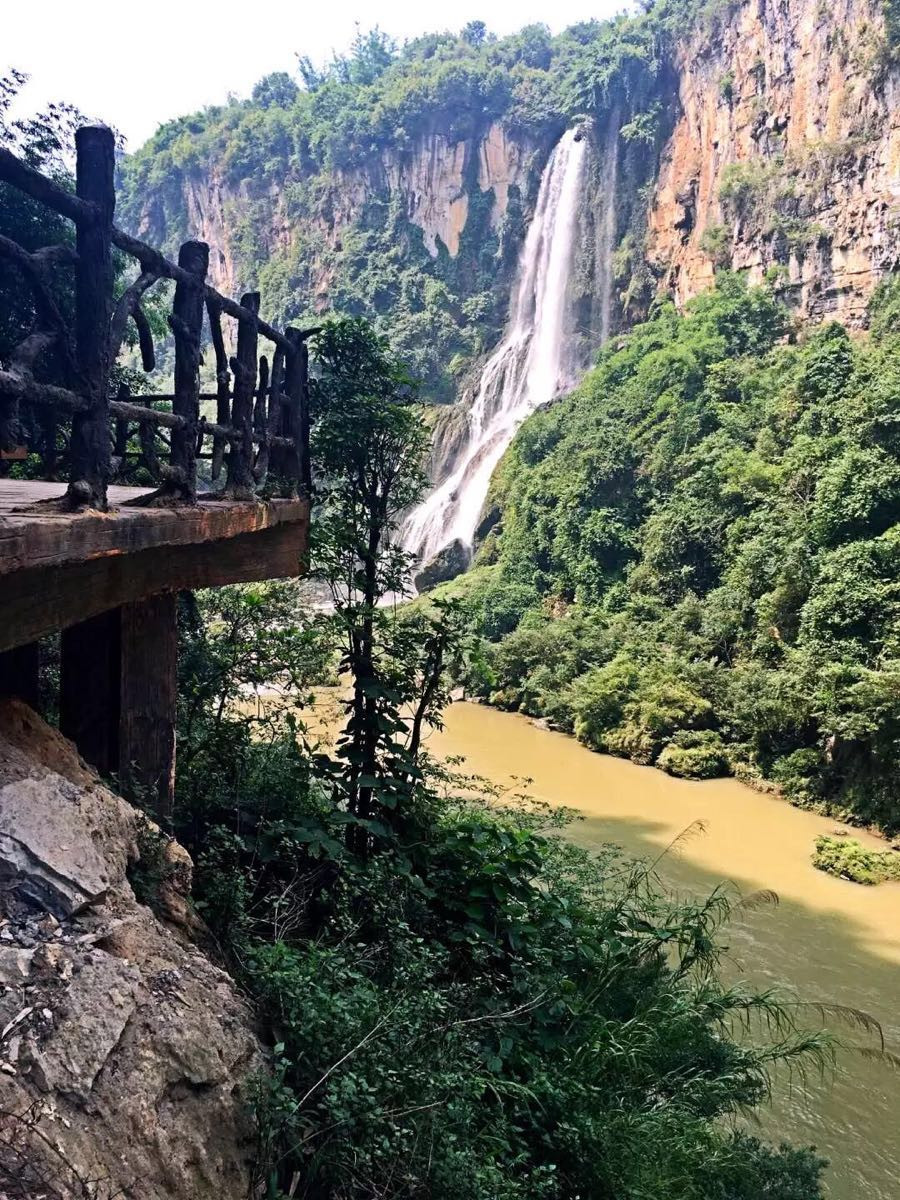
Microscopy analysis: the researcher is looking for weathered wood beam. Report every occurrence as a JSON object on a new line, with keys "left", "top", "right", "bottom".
{"left": 108, "top": 269, "right": 159, "bottom": 364}
{"left": 0, "top": 517, "right": 308, "bottom": 653}
{"left": 110, "top": 398, "right": 184, "bottom": 428}
{"left": 0, "top": 146, "right": 96, "bottom": 224}
{"left": 0, "top": 486, "right": 306, "bottom": 576}
{"left": 119, "top": 594, "right": 177, "bottom": 819}
{"left": 0, "top": 366, "right": 85, "bottom": 411}
{"left": 0, "top": 235, "right": 76, "bottom": 373}
{"left": 106, "top": 400, "right": 295, "bottom": 448}
{"left": 131, "top": 303, "right": 156, "bottom": 372}
{"left": 69, "top": 125, "right": 115, "bottom": 510}
{"left": 110, "top": 228, "right": 299, "bottom": 352}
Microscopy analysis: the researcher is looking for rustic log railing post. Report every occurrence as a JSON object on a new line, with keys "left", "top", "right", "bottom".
{"left": 284, "top": 328, "right": 311, "bottom": 499}
{"left": 227, "top": 292, "right": 259, "bottom": 498}
{"left": 69, "top": 125, "right": 115, "bottom": 509}
{"left": 206, "top": 299, "right": 231, "bottom": 482}
{"left": 170, "top": 240, "right": 209, "bottom": 501}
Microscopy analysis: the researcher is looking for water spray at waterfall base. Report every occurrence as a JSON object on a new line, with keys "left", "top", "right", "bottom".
{"left": 401, "top": 128, "right": 588, "bottom": 570}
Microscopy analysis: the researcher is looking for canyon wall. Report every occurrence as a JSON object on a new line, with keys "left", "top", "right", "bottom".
{"left": 648, "top": 0, "right": 900, "bottom": 325}
{"left": 136, "top": 121, "right": 548, "bottom": 314}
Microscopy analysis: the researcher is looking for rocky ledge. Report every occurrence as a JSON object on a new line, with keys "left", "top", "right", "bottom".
{"left": 0, "top": 699, "right": 263, "bottom": 1200}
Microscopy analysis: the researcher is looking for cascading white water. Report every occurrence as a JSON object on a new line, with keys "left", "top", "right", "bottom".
{"left": 401, "top": 128, "right": 587, "bottom": 565}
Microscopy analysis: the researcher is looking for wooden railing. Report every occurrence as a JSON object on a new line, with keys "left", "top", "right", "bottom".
{"left": 0, "top": 124, "right": 314, "bottom": 509}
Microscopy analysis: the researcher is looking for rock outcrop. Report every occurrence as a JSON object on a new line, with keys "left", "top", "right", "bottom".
{"left": 137, "top": 121, "right": 544, "bottom": 305}
{"left": 647, "top": 0, "right": 900, "bottom": 325}
{"left": 414, "top": 538, "right": 472, "bottom": 591}
{"left": 0, "top": 700, "right": 263, "bottom": 1200}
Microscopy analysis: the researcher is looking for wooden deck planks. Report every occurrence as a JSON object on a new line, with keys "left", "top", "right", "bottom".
{"left": 0, "top": 480, "right": 306, "bottom": 576}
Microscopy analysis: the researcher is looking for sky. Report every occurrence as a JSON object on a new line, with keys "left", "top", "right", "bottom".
{"left": 5, "top": 0, "right": 624, "bottom": 151}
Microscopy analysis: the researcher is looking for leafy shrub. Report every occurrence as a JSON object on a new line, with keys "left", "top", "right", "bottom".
{"left": 233, "top": 796, "right": 830, "bottom": 1199}
{"left": 812, "top": 834, "right": 900, "bottom": 884}
{"left": 658, "top": 729, "right": 731, "bottom": 778}
{"left": 718, "top": 160, "right": 780, "bottom": 218}
{"left": 700, "top": 222, "right": 732, "bottom": 267}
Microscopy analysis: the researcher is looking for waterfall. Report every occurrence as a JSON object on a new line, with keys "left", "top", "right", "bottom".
{"left": 401, "top": 128, "right": 588, "bottom": 566}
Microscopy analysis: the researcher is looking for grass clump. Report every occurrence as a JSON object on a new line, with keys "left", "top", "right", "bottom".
{"left": 812, "top": 834, "right": 900, "bottom": 885}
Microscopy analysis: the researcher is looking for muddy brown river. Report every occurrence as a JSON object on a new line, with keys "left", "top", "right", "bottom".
{"left": 424, "top": 702, "right": 900, "bottom": 1200}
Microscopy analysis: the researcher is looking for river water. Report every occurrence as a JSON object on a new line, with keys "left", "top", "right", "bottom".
{"left": 425, "top": 701, "right": 900, "bottom": 1200}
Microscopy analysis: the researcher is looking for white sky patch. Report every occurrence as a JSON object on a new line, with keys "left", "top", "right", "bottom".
{"left": 5, "top": 0, "right": 627, "bottom": 150}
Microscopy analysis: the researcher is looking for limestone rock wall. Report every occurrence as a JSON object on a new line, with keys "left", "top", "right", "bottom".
{"left": 647, "top": 0, "right": 900, "bottom": 324}
{"left": 0, "top": 700, "right": 264, "bottom": 1200}
{"left": 132, "top": 0, "right": 900, "bottom": 341}
{"left": 138, "top": 121, "right": 543, "bottom": 306}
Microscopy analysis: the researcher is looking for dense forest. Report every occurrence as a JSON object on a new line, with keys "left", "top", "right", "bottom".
{"left": 440, "top": 275, "right": 900, "bottom": 833}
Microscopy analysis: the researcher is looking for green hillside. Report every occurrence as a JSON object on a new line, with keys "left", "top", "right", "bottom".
{"left": 450, "top": 275, "right": 900, "bottom": 832}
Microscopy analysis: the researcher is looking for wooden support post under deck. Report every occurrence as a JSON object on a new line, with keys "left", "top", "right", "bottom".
{"left": 59, "top": 597, "right": 177, "bottom": 820}
{"left": 60, "top": 609, "right": 121, "bottom": 774}
{"left": 119, "top": 593, "right": 177, "bottom": 821}
{"left": 0, "top": 641, "right": 40, "bottom": 710}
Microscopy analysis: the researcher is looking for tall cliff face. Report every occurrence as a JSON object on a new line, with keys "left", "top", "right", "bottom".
{"left": 646, "top": 0, "right": 899, "bottom": 325}
{"left": 130, "top": 116, "right": 555, "bottom": 403}
{"left": 140, "top": 122, "right": 545, "bottom": 305}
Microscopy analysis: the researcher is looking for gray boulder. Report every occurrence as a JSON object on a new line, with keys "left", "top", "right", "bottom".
{"left": 0, "top": 699, "right": 264, "bottom": 1200}
{"left": 414, "top": 538, "right": 471, "bottom": 592}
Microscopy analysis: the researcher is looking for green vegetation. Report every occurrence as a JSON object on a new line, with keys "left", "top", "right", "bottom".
{"left": 813, "top": 835, "right": 900, "bottom": 884}
{"left": 699, "top": 222, "right": 732, "bottom": 267}
{"left": 168, "top": 316, "right": 829, "bottom": 1198}
{"left": 446, "top": 274, "right": 900, "bottom": 832}
{"left": 716, "top": 157, "right": 830, "bottom": 267}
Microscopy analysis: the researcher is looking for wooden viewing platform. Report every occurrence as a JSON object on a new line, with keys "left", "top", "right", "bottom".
{"left": 0, "top": 481, "right": 308, "bottom": 651}
{"left": 0, "top": 125, "right": 315, "bottom": 817}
